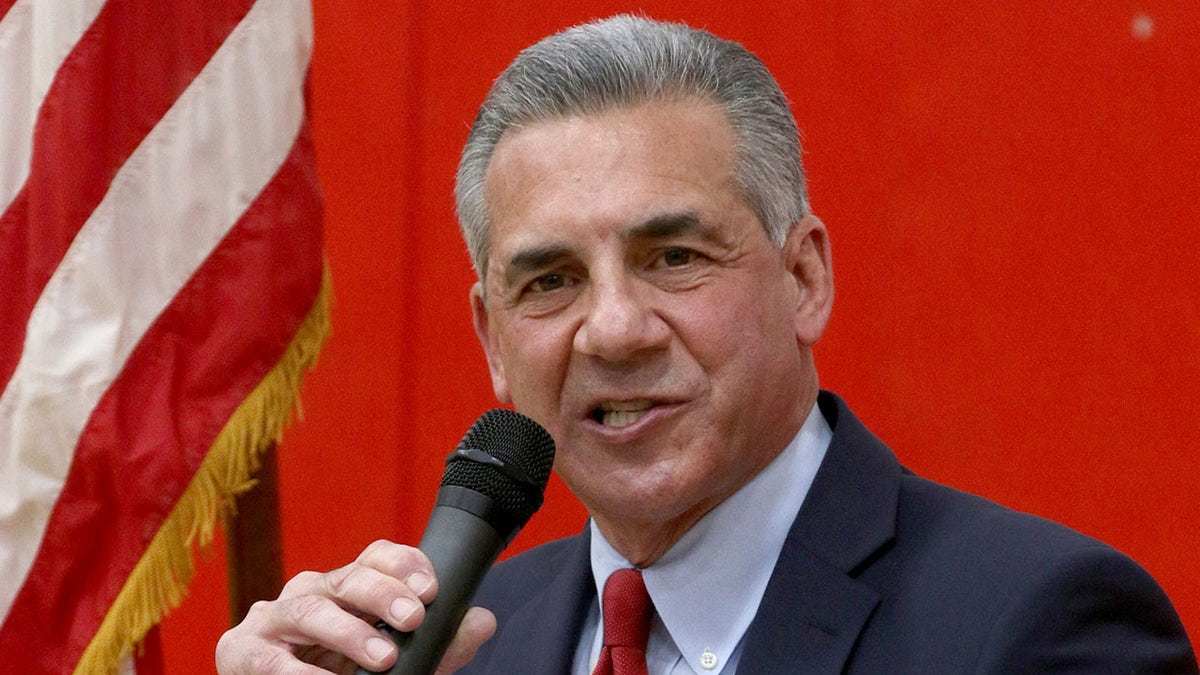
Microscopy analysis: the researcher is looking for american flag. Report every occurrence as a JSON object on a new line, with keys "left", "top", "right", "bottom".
{"left": 0, "top": 0, "right": 328, "bottom": 672}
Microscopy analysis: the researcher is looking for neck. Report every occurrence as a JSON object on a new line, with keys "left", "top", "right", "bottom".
{"left": 591, "top": 508, "right": 712, "bottom": 568}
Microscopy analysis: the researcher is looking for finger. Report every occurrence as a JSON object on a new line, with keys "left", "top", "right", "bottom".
{"left": 433, "top": 607, "right": 497, "bottom": 674}
{"left": 355, "top": 539, "right": 440, "bottom": 604}
{"left": 281, "top": 563, "right": 426, "bottom": 632}
{"left": 252, "top": 595, "right": 399, "bottom": 672}
{"left": 216, "top": 621, "right": 363, "bottom": 675}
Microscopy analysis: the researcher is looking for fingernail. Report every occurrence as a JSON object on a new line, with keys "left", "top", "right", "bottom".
{"left": 390, "top": 596, "right": 420, "bottom": 624}
{"left": 366, "top": 636, "right": 394, "bottom": 663}
{"left": 405, "top": 571, "right": 434, "bottom": 595}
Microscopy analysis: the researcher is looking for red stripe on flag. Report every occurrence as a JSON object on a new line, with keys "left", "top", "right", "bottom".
{"left": 0, "top": 0, "right": 254, "bottom": 395}
{"left": 0, "top": 0, "right": 17, "bottom": 23}
{"left": 0, "top": 121, "right": 322, "bottom": 672}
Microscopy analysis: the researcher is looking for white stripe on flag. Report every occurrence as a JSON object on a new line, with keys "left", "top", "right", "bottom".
{"left": 0, "top": 0, "right": 107, "bottom": 214}
{"left": 0, "top": 0, "right": 312, "bottom": 620}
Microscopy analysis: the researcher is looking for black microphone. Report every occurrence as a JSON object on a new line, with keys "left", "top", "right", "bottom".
{"left": 358, "top": 409, "right": 556, "bottom": 675}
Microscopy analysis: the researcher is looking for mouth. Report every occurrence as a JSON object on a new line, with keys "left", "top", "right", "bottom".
{"left": 589, "top": 399, "right": 655, "bottom": 428}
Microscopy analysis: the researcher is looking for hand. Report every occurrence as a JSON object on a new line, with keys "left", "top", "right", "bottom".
{"left": 215, "top": 540, "right": 497, "bottom": 674}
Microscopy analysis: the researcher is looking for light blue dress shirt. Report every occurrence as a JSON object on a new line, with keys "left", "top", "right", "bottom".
{"left": 572, "top": 403, "right": 832, "bottom": 674}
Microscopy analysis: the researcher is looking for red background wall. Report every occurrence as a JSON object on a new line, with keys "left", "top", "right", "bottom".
{"left": 162, "top": 1, "right": 1199, "bottom": 668}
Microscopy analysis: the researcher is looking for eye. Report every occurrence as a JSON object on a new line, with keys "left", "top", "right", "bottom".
{"left": 528, "top": 272, "right": 570, "bottom": 293}
{"left": 661, "top": 247, "right": 696, "bottom": 267}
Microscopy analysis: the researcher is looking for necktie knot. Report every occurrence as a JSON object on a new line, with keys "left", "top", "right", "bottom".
{"left": 593, "top": 568, "right": 652, "bottom": 675}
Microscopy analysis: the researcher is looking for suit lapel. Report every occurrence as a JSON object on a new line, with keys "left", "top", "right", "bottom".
{"left": 739, "top": 546, "right": 881, "bottom": 672}
{"left": 739, "top": 392, "right": 901, "bottom": 672}
{"left": 480, "top": 530, "right": 595, "bottom": 674}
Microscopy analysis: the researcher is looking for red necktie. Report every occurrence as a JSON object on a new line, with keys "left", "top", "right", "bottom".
{"left": 592, "top": 568, "right": 653, "bottom": 675}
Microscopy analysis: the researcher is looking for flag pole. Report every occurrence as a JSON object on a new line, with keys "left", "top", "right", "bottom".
{"left": 225, "top": 442, "right": 284, "bottom": 624}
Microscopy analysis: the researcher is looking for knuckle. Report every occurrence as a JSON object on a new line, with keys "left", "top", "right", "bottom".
{"left": 358, "top": 540, "right": 431, "bottom": 579}
{"left": 281, "top": 569, "right": 321, "bottom": 596}
{"left": 248, "top": 647, "right": 290, "bottom": 674}
{"left": 214, "top": 630, "right": 238, "bottom": 668}
{"left": 321, "top": 564, "right": 355, "bottom": 599}
{"left": 358, "top": 539, "right": 393, "bottom": 562}
{"left": 284, "top": 594, "right": 329, "bottom": 628}
{"left": 244, "top": 599, "right": 276, "bottom": 622}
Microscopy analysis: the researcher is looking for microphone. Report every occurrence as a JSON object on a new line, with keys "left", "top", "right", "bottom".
{"left": 358, "top": 409, "right": 556, "bottom": 675}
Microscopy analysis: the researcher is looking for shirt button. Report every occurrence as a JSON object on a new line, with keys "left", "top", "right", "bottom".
{"left": 699, "top": 648, "right": 719, "bottom": 670}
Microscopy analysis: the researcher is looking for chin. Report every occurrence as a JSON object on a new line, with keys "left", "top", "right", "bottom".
{"left": 594, "top": 474, "right": 709, "bottom": 524}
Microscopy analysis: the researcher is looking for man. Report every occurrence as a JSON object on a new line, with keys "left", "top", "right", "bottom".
{"left": 216, "top": 15, "right": 1197, "bottom": 674}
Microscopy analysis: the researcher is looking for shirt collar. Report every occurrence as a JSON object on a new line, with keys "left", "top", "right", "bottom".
{"left": 589, "top": 402, "right": 832, "bottom": 673}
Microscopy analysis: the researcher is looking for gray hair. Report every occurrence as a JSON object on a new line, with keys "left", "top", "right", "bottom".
{"left": 454, "top": 14, "right": 809, "bottom": 280}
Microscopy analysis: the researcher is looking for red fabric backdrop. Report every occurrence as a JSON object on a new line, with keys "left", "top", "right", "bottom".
{"left": 161, "top": 1, "right": 1199, "bottom": 668}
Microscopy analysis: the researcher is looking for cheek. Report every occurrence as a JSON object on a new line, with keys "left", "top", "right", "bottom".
{"left": 688, "top": 286, "right": 798, "bottom": 398}
{"left": 498, "top": 320, "right": 574, "bottom": 407}
{"left": 675, "top": 289, "right": 770, "bottom": 368}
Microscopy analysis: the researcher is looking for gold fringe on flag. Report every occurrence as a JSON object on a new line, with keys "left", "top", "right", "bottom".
{"left": 75, "top": 264, "right": 333, "bottom": 674}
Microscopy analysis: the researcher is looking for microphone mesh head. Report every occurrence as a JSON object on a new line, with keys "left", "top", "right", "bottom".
{"left": 442, "top": 409, "right": 556, "bottom": 527}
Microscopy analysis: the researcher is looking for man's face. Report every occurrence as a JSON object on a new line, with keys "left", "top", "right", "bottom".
{"left": 471, "top": 100, "right": 831, "bottom": 559}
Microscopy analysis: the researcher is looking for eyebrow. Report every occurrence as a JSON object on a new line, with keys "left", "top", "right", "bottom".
{"left": 626, "top": 211, "right": 703, "bottom": 241}
{"left": 504, "top": 244, "right": 575, "bottom": 288}
{"left": 500, "top": 210, "right": 707, "bottom": 288}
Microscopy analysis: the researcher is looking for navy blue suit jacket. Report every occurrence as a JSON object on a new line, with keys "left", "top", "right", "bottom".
{"left": 463, "top": 392, "right": 1197, "bottom": 673}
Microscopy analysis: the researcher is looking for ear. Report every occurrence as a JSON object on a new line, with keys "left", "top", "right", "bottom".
{"left": 784, "top": 214, "right": 834, "bottom": 347}
{"left": 470, "top": 282, "right": 513, "bottom": 404}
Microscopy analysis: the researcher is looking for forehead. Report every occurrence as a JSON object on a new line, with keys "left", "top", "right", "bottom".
{"left": 482, "top": 101, "right": 743, "bottom": 262}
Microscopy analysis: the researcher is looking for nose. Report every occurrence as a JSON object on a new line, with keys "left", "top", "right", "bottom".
{"left": 574, "top": 277, "right": 670, "bottom": 362}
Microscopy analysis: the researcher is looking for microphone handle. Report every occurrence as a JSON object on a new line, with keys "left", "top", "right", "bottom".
{"left": 356, "top": 505, "right": 504, "bottom": 675}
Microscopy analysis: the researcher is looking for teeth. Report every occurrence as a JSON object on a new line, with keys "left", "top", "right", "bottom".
{"left": 598, "top": 400, "right": 652, "bottom": 428}
{"left": 603, "top": 410, "right": 644, "bottom": 427}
